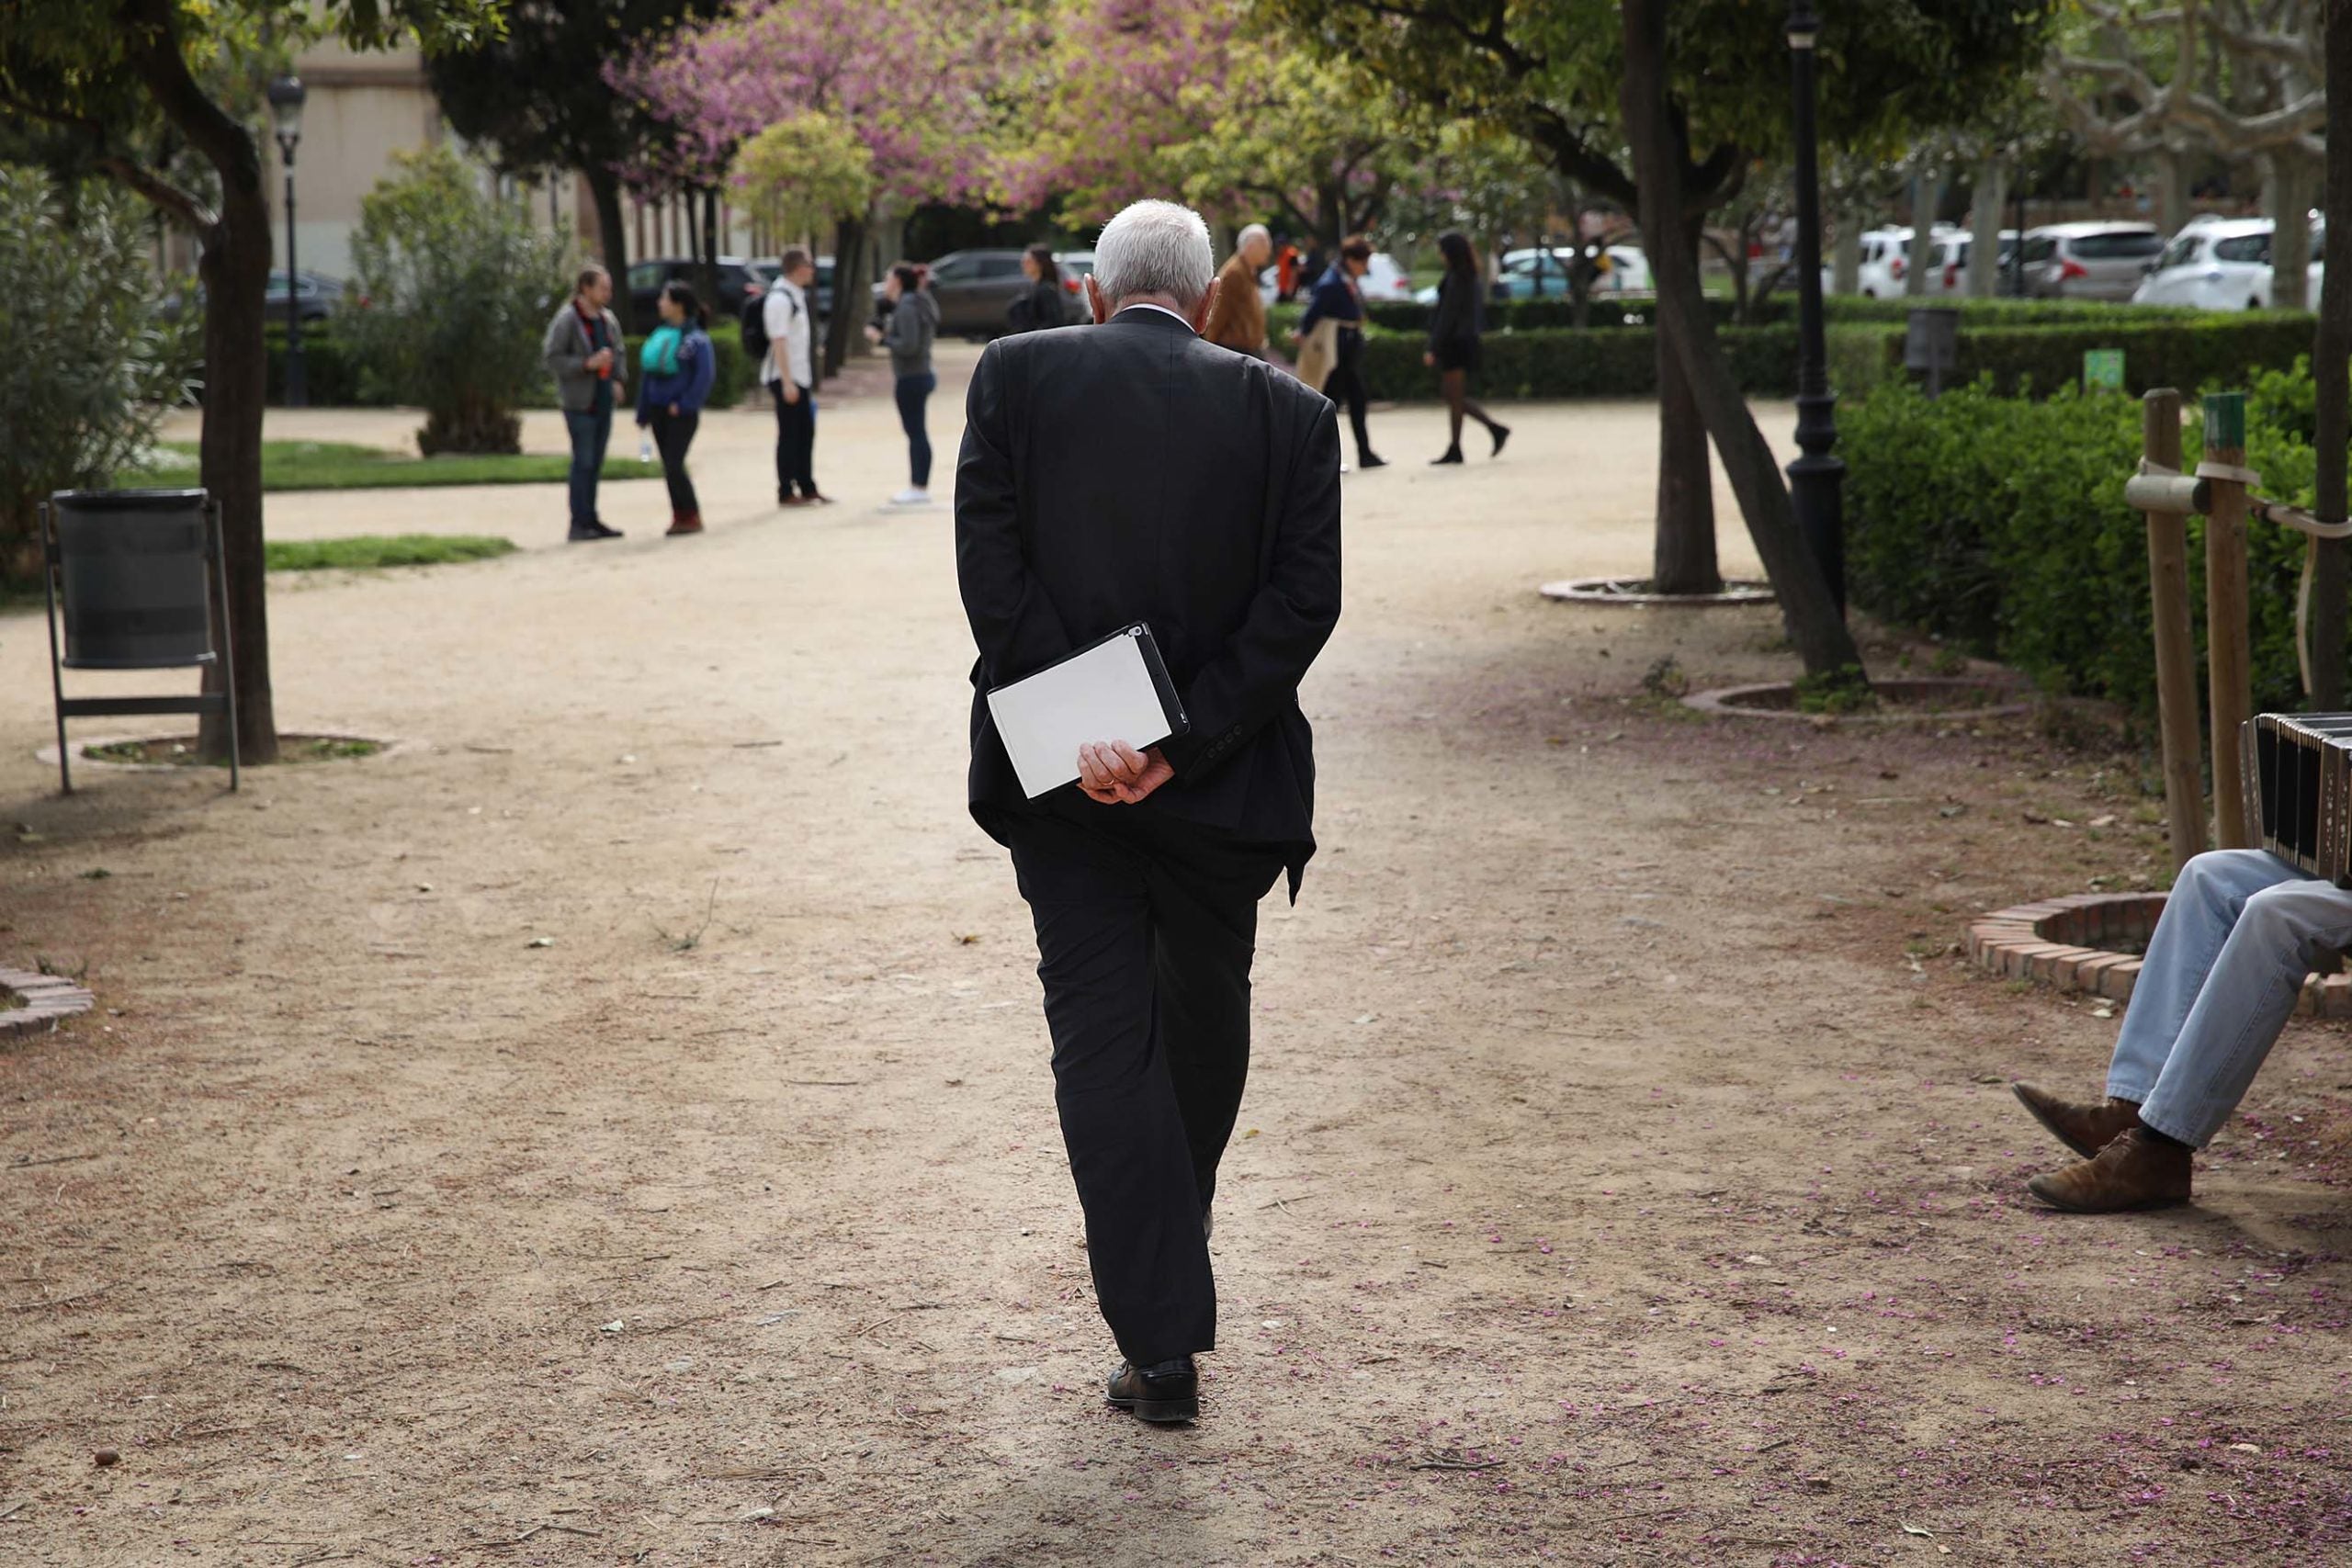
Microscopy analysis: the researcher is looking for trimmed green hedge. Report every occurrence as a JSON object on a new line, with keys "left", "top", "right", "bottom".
{"left": 1843, "top": 374, "right": 2325, "bottom": 727}
{"left": 1353, "top": 324, "right": 1803, "bottom": 400}
{"left": 262, "top": 321, "right": 755, "bottom": 412}
{"left": 1833, "top": 312, "right": 2316, "bottom": 400}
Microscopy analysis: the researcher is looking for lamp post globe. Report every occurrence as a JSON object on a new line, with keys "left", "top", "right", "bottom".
{"left": 266, "top": 75, "right": 308, "bottom": 408}
{"left": 1784, "top": 0, "right": 1845, "bottom": 614}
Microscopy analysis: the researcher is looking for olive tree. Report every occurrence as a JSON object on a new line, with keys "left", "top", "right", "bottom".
{"left": 0, "top": 169, "right": 198, "bottom": 584}
{"left": 339, "top": 147, "right": 574, "bottom": 456}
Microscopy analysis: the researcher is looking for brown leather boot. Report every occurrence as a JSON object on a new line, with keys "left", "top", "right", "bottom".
{"left": 665, "top": 511, "right": 703, "bottom": 536}
{"left": 2012, "top": 1082, "right": 2142, "bottom": 1159}
{"left": 2026, "top": 1127, "right": 2192, "bottom": 1213}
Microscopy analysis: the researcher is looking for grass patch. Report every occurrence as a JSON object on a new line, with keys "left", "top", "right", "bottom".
{"left": 121, "top": 440, "right": 656, "bottom": 492}
{"left": 266, "top": 535, "right": 516, "bottom": 572}
{"left": 84, "top": 734, "right": 384, "bottom": 766}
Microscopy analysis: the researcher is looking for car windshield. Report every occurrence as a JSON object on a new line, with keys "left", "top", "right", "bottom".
{"left": 2157, "top": 233, "right": 2204, "bottom": 268}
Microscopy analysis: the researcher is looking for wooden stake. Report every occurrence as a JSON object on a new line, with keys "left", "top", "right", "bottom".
{"left": 2206, "top": 390, "right": 2256, "bottom": 848}
{"left": 2143, "top": 389, "right": 2207, "bottom": 869}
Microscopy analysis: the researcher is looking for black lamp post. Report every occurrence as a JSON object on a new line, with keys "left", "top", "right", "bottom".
{"left": 266, "top": 73, "right": 307, "bottom": 408}
{"left": 1785, "top": 1, "right": 1845, "bottom": 614}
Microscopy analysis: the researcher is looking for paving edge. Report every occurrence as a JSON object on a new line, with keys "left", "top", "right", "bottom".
{"left": 1967, "top": 890, "right": 2352, "bottom": 1019}
{"left": 0, "top": 966, "right": 96, "bottom": 1039}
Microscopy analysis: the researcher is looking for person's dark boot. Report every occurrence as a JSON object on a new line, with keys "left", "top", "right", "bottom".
{"left": 1489, "top": 423, "right": 1511, "bottom": 458}
{"left": 665, "top": 511, "right": 703, "bottom": 537}
{"left": 1355, "top": 454, "right": 1387, "bottom": 469}
{"left": 1430, "top": 446, "right": 1464, "bottom": 465}
{"left": 2026, "top": 1126, "right": 2192, "bottom": 1213}
{"left": 2012, "top": 1082, "right": 2143, "bottom": 1159}
{"left": 568, "top": 521, "right": 622, "bottom": 542}
{"left": 1105, "top": 1357, "right": 1198, "bottom": 1424}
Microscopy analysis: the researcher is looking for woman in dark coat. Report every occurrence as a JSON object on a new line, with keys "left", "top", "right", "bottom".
{"left": 1424, "top": 231, "right": 1510, "bottom": 464}
{"left": 1007, "top": 244, "right": 1066, "bottom": 333}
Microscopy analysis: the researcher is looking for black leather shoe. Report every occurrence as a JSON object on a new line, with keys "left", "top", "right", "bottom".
{"left": 567, "top": 521, "right": 623, "bottom": 541}
{"left": 1106, "top": 1357, "right": 1198, "bottom": 1424}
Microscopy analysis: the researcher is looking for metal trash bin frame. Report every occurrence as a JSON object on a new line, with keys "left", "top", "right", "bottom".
{"left": 40, "top": 488, "right": 240, "bottom": 795}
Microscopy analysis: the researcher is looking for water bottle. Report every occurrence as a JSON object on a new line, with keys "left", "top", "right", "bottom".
{"left": 639, "top": 431, "right": 655, "bottom": 466}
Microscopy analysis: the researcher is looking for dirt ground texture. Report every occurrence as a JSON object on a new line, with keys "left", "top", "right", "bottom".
{"left": 6, "top": 347, "right": 2352, "bottom": 1567}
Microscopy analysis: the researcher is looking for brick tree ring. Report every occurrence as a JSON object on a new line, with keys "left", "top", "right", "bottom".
{"left": 0, "top": 965, "right": 95, "bottom": 1040}
{"left": 1967, "top": 890, "right": 2352, "bottom": 1018}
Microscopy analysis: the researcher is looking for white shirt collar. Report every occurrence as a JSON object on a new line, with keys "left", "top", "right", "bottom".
{"left": 1118, "top": 302, "right": 1196, "bottom": 333}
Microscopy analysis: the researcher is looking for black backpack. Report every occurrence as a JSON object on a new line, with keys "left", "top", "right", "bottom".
{"left": 740, "top": 290, "right": 771, "bottom": 361}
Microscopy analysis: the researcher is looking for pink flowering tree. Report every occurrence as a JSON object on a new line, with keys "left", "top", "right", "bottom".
{"left": 612, "top": 0, "right": 1009, "bottom": 370}
{"left": 1010, "top": 0, "right": 1426, "bottom": 247}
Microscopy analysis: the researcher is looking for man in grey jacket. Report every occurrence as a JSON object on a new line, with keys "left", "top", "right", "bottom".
{"left": 542, "top": 265, "right": 627, "bottom": 541}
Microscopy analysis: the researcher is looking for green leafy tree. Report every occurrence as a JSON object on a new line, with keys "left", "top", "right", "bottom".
{"left": 1268, "top": 0, "right": 2056, "bottom": 671}
{"left": 341, "top": 147, "right": 574, "bottom": 457}
{"left": 0, "top": 169, "right": 200, "bottom": 583}
{"left": 0, "top": 0, "right": 503, "bottom": 765}
{"left": 733, "top": 112, "right": 876, "bottom": 249}
{"left": 426, "top": 0, "right": 727, "bottom": 334}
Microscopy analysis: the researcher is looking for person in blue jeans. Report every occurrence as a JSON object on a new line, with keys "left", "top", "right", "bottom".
{"left": 2013, "top": 848, "right": 2352, "bottom": 1211}
{"left": 867, "top": 262, "right": 940, "bottom": 506}
{"left": 635, "top": 279, "right": 718, "bottom": 536}
{"left": 541, "top": 264, "right": 627, "bottom": 541}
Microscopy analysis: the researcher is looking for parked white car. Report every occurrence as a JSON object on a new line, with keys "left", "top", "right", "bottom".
{"left": 2132, "top": 217, "right": 2324, "bottom": 310}
{"left": 1852, "top": 226, "right": 1965, "bottom": 298}
{"left": 1410, "top": 245, "right": 1651, "bottom": 304}
{"left": 1360, "top": 252, "right": 1418, "bottom": 302}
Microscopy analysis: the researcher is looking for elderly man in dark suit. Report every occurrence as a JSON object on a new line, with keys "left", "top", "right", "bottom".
{"left": 956, "top": 198, "right": 1343, "bottom": 1426}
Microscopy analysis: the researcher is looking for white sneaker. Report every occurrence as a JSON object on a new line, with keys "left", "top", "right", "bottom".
{"left": 888, "top": 487, "right": 932, "bottom": 507}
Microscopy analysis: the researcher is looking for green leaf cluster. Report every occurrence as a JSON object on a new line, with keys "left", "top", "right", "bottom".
{"left": 0, "top": 167, "right": 199, "bottom": 585}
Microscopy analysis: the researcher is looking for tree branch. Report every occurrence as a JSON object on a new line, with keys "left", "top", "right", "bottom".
{"left": 97, "top": 154, "right": 216, "bottom": 231}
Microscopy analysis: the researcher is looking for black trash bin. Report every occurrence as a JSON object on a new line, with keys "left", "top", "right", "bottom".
{"left": 41, "top": 488, "right": 238, "bottom": 794}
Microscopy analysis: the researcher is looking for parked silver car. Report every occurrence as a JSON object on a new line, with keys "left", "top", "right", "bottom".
{"left": 2018, "top": 222, "right": 2165, "bottom": 301}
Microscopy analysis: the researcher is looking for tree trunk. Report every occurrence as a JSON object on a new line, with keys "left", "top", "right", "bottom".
{"left": 697, "top": 186, "right": 720, "bottom": 314}
{"left": 1905, "top": 170, "right": 1940, "bottom": 297}
{"left": 2310, "top": 0, "right": 2352, "bottom": 708}
{"left": 1831, "top": 211, "right": 1861, "bottom": 294}
{"left": 1968, "top": 160, "right": 2007, "bottom": 300}
{"left": 1617, "top": 0, "right": 1861, "bottom": 677}
{"left": 122, "top": 0, "right": 277, "bottom": 764}
{"left": 2159, "top": 144, "right": 2191, "bottom": 238}
{"left": 1651, "top": 290, "right": 1722, "bottom": 594}
{"left": 2268, "top": 151, "right": 2313, "bottom": 313}
{"left": 823, "top": 210, "right": 871, "bottom": 379}
{"left": 585, "top": 165, "right": 632, "bottom": 333}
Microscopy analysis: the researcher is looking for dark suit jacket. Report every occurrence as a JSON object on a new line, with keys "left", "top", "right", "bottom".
{"left": 955, "top": 306, "right": 1343, "bottom": 894}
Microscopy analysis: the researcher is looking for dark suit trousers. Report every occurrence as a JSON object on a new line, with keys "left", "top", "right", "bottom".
{"left": 1001, "top": 802, "right": 1286, "bottom": 1365}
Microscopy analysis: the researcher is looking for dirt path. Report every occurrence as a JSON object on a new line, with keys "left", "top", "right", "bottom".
{"left": 7, "top": 365, "right": 2351, "bottom": 1566}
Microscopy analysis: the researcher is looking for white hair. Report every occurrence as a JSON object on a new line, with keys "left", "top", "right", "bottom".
{"left": 1236, "top": 223, "right": 1271, "bottom": 254}
{"left": 1093, "top": 199, "right": 1216, "bottom": 310}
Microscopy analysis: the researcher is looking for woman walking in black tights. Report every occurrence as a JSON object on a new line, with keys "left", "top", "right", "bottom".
{"left": 1424, "top": 231, "right": 1509, "bottom": 464}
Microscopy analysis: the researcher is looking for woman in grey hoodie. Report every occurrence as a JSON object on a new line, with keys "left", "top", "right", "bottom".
{"left": 869, "top": 263, "right": 941, "bottom": 506}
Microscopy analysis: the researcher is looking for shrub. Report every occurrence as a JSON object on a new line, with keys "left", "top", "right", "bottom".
{"left": 0, "top": 171, "right": 199, "bottom": 584}
{"left": 1352, "top": 323, "right": 1802, "bottom": 400}
{"left": 338, "top": 146, "right": 573, "bottom": 454}
{"left": 1833, "top": 312, "right": 2314, "bottom": 400}
{"left": 1843, "top": 378, "right": 2327, "bottom": 728}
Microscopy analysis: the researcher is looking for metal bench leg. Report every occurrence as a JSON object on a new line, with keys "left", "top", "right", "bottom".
{"left": 41, "top": 502, "right": 70, "bottom": 796}
{"left": 210, "top": 499, "right": 240, "bottom": 793}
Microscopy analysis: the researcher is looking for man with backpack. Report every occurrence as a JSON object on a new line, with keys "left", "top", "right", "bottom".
{"left": 759, "top": 248, "right": 827, "bottom": 507}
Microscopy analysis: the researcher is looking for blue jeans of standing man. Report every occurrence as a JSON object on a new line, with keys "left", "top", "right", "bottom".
{"left": 895, "top": 371, "right": 935, "bottom": 488}
{"left": 563, "top": 405, "right": 612, "bottom": 531}
{"left": 2109, "top": 848, "right": 2352, "bottom": 1146}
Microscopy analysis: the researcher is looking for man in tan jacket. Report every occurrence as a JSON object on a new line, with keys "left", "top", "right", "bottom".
{"left": 1202, "top": 224, "right": 1272, "bottom": 357}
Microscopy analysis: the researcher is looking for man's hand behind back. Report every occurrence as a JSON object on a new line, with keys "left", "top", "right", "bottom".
{"left": 1077, "top": 741, "right": 1173, "bottom": 806}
